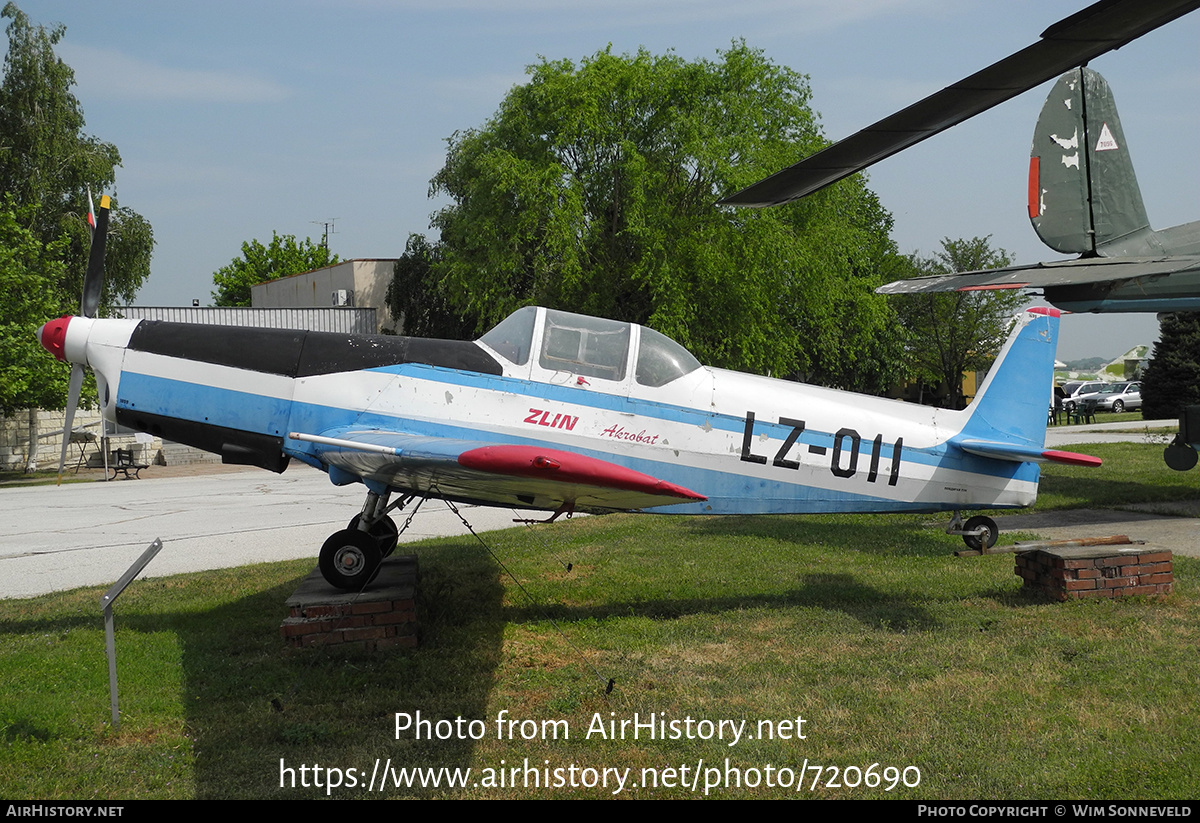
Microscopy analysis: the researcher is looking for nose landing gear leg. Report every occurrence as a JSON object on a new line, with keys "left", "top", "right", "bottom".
{"left": 319, "top": 490, "right": 398, "bottom": 590}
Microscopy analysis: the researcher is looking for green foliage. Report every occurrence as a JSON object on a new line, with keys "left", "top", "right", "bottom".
{"left": 0, "top": 2, "right": 154, "bottom": 411}
{"left": 210, "top": 232, "right": 339, "bottom": 307}
{"left": 892, "top": 236, "right": 1023, "bottom": 408}
{"left": 385, "top": 234, "right": 476, "bottom": 339}
{"left": 1141, "top": 312, "right": 1200, "bottom": 419}
{"left": 0, "top": 198, "right": 68, "bottom": 415}
{"left": 427, "top": 43, "right": 904, "bottom": 391}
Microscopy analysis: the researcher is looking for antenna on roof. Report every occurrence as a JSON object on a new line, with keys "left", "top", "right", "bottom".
{"left": 311, "top": 218, "right": 339, "bottom": 249}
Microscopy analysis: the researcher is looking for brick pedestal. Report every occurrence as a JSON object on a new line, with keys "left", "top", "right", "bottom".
{"left": 1015, "top": 547, "right": 1173, "bottom": 601}
{"left": 281, "top": 554, "right": 419, "bottom": 649}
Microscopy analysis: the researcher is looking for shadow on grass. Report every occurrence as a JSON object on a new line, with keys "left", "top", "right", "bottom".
{"left": 679, "top": 511, "right": 954, "bottom": 557}
{"left": 1035, "top": 471, "right": 1200, "bottom": 509}
{"left": 501, "top": 570, "right": 940, "bottom": 632}
{"left": 133, "top": 542, "right": 505, "bottom": 798}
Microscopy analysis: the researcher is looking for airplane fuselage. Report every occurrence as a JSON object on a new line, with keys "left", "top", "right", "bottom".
{"left": 46, "top": 306, "right": 1054, "bottom": 518}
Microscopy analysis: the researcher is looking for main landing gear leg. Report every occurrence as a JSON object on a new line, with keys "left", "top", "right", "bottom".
{"left": 319, "top": 490, "right": 403, "bottom": 590}
{"left": 945, "top": 509, "right": 998, "bottom": 552}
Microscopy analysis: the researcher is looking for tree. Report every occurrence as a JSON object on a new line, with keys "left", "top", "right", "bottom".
{"left": 892, "top": 236, "right": 1023, "bottom": 409}
{"left": 0, "top": 197, "right": 68, "bottom": 416}
{"left": 423, "top": 43, "right": 905, "bottom": 391}
{"left": 0, "top": 2, "right": 154, "bottom": 470}
{"left": 1141, "top": 312, "right": 1200, "bottom": 420}
{"left": 211, "top": 232, "right": 339, "bottom": 307}
{"left": 385, "top": 234, "right": 477, "bottom": 339}
{"left": 0, "top": 3, "right": 153, "bottom": 314}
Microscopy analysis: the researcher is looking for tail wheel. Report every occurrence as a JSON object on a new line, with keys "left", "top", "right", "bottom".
{"left": 348, "top": 514, "right": 399, "bottom": 557}
{"left": 962, "top": 515, "right": 998, "bottom": 551}
{"left": 319, "top": 529, "right": 382, "bottom": 590}
{"left": 1112, "top": 400, "right": 1125, "bottom": 413}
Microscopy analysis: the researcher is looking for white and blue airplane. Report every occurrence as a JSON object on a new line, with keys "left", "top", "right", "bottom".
{"left": 39, "top": 198, "right": 1098, "bottom": 590}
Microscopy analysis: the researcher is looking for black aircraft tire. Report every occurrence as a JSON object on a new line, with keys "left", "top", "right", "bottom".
{"left": 320, "top": 529, "right": 383, "bottom": 590}
{"left": 962, "top": 515, "right": 998, "bottom": 551}
{"left": 348, "top": 514, "right": 400, "bottom": 557}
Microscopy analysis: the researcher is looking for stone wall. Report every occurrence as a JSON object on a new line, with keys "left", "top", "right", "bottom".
{"left": 0, "top": 408, "right": 175, "bottom": 472}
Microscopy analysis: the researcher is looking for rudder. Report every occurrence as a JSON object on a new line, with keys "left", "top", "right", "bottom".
{"left": 958, "top": 307, "right": 1060, "bottom": 450}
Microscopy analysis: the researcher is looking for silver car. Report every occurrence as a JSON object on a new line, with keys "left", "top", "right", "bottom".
{"left": 1061, "top": 381, "right": 1107, "bottom": 412}
{"left": 1093, "top": 381, "right": 1142, "bottom": 413}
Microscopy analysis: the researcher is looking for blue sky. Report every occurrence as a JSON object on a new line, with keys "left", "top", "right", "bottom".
{"left": 10, "top": 0, "right": 1199, "bottom": 361}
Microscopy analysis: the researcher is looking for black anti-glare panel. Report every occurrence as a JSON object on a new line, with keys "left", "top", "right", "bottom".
{"left": 127, "top": 321, "right": 502, "bottom": 378}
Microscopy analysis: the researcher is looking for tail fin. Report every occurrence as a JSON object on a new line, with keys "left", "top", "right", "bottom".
{"left": 955, "top": 307, "right": 1100, "bottom": 467}
{"left": 1028, "top": 67, "right": 1151, "bottom": 256}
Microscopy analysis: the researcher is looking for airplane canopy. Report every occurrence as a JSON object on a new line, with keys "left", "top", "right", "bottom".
{"left": 479, "top": 306, "right": 702, "bottom": 388}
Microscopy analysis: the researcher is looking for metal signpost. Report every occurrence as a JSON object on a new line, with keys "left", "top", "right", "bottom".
{"left": 100, "top": 538, "right": 164, "bottom": 731}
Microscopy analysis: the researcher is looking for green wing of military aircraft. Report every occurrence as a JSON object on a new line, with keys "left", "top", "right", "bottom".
{"left": 720, "top": 0, "right": 1199, "bottom": 209}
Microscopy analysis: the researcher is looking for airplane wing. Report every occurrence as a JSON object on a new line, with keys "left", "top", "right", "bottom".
{"left": 288, "top": 429, "right": 706, "bottom": 513}
{"left": 718, "top": 0, "right": 1200, "bottom": 207}
{"left": 877, "top": 255, "right": 1200, "bottom": 293}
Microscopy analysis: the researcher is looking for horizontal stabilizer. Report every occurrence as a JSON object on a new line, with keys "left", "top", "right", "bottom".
{"left": 957, "top": 438, "right": 1102, "bottom": 467}
{"left": 878, "top": 255, "right": 1200, "bottom": 294}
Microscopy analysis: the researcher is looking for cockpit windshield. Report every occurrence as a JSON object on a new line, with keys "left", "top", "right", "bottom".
{"left": 635, "top": 326, "right": 701, "bottom": 387}
{"left": 478, "top": 306, "right": 537, "bottom": 365}
{"left": 479, "top": 306, "right": 702, "bottom": 387}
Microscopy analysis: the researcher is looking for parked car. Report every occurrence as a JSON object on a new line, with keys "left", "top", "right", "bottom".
{"left": 1061, "top": 381, "right": 1107, "bottom": 412}
{"left": 1094, "top": 381, "right": 1142, "bottom": 413}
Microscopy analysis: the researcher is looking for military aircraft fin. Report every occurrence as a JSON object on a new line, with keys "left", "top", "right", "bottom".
{"left": 1029, "top": 67, "right": 1151, "bottom": 255}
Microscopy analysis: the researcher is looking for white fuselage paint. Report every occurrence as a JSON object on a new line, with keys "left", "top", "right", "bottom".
{"left": 66, "top": 310, "right": 1046, "bottom": 517}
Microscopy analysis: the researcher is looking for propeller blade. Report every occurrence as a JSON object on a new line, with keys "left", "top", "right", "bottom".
{"left": 81, "top": 195, "right": 110, "bottom": 318}
{"left": 56, "top": 363, "right": 86, "bottom": 484}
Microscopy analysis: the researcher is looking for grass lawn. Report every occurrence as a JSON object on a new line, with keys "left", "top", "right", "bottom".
{"left": 1, "top": 443, "right": 1196, "bottom": 799}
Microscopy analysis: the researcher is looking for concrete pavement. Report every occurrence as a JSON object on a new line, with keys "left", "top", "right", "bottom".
{"left": 1044, "top": 417, "right": 1178, "bottom": 447}
{"left": 0, "top": 463, "right": 520, "bottom": 599}
{"left": 2, "top": 417, "right": 1195, "bottom": 599}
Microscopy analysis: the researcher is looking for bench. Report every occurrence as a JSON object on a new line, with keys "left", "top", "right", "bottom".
{"left": 110, "top": 447, "right": 149, "bottom": 480}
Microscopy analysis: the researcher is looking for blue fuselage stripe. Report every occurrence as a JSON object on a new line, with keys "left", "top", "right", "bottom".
{"left": 116, "top": 366, "right": 1037, "bottom": 514}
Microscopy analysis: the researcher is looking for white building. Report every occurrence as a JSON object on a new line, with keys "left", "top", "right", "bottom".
{"left": 250, "top": 259, "right": 398, "bottom": 333}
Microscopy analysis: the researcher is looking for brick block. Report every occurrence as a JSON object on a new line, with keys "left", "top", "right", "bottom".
{"left": 281, "top": 555, "right": 421, "bottom": 649}
{"left": 1016, "top": 549, "right": 1173, "bottom": 601}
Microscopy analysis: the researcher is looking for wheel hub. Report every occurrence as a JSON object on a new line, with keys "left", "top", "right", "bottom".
{"left": 334, "top": 545, "right": 366, "bottom": 575}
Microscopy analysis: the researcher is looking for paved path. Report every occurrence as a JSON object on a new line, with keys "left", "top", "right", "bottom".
{"left": 993, "top": 505, "right": 1200, "bottom": 558}
{"left": 1008, "top": 419, "right": 1200, "bottom": 556}
{"left": 0, "top": 464, "right": 519, "bottom": 599}
{"left": 3, "top": 417, "right": 1195, "bottom": 599}
{"left": 1045, "top": 417, "right": 1178, "bottom": 447}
